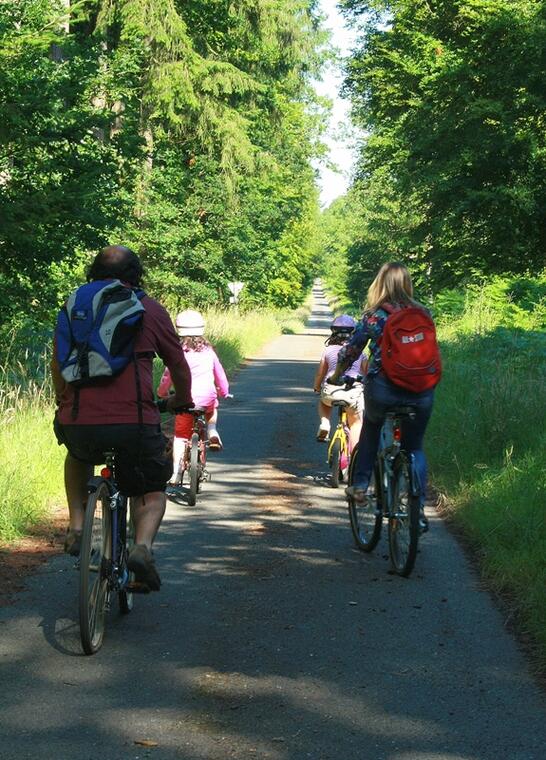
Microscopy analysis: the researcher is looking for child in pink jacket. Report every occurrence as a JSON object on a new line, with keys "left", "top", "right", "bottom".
{"left": 157, "top": 310, "right": 229, "bottom": 485}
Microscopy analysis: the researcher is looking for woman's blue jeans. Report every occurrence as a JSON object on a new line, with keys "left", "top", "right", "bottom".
{"left": 352, "top": 374, "right": 435, "bottom": 504}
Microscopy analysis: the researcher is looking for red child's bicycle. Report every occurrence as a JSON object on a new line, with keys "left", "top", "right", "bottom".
{"left": 174, "top": 407, "right": 209, "bottom": 506}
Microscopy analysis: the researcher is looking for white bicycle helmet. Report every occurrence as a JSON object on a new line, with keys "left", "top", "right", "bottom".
{"left": 175, "top": 309, "right": 205, "bottom": 337}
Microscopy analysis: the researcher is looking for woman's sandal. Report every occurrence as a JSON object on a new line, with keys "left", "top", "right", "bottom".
{"left": 344, "top": 485, "right": 368, "bottom": 506}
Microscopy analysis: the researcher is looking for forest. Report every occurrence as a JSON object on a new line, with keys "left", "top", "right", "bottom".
{"left": 0, "top": 0, "right": 326, "bottom": 344}
{"left": 322, "top": 0, "right": 546, "bottom": 304}
{"left": 2, "top": 1, "right": 545, "bottom": 332}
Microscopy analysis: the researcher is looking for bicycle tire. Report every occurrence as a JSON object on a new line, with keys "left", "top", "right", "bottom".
{"left": 118, "top": 505, "right": 134, "bottom": 615}
{"left": 188, "top": 433, "right": 199, "bottom": 506}
{"left": 388, "top": 454, "right": 420, "bottom": 577}
{"left": 79, "top": 481, "right": 111, "bottom": 655}
{"left": 347, "top": 445, "right": 382, "bottom": 552}
{"left": 330, "top": 438, "right": 342, "bottom": 489}
{"left": 197, "top": 430, "right": 207, "bottom": 493}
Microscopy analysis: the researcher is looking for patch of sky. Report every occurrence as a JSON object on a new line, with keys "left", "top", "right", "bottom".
{"left": 312, "top": 0, "right": 364, "bottom": 208}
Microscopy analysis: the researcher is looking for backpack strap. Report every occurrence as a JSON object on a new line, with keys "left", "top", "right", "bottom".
{"left": 381, "top": 302, "right": 402, "bottom": 315}
{"left": 133, "top": 352, "right": 144, "bottom": 429}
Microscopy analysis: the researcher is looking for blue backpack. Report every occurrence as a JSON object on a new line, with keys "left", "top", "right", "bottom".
{"left": 55, "top": 280, "right": 146, "bottom": 385}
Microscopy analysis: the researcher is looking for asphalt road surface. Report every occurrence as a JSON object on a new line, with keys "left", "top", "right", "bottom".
{"left": 1, "top": 285, "right": 545, "bottom": 760}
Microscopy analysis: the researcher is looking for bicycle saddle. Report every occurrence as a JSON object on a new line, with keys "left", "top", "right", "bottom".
{"left": 190, "top": 406, "right": 207, "bottom": 414}
{"left": 387, "top": 405, "right": 417, "bottom": 418}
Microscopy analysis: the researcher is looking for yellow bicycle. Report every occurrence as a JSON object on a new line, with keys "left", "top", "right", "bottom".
{"left": 327, "top": 400, "right": 351, "bottom": 488}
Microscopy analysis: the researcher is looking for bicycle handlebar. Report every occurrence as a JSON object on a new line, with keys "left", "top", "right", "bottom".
{"left": 156, "top": 398, "right": 195, "bottom": 415}
{"left": 326, "top": 373, "right": 365, "bottom": 388}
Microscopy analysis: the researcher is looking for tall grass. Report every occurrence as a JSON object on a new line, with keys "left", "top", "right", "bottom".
{"left": 0, "top": 304, "right": 309, "bottom": 543}
{"left": 427, "top": 275, "right": 546, "bottom": 666}
{"left": 0, "top": 357, "right": 65, "bottom": 542}
{"left": 204, "top": 305, "right": 309, "bottom": 375}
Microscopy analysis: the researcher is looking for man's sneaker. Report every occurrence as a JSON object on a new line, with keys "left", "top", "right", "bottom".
{"left": 127, "top": 544, "right": 161, "bottom": 591}
{"left": 64, "top": 528, "right": 82, "bottom": 557}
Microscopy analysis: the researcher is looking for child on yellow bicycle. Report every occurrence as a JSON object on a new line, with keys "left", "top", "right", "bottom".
{"left": 313, "top": 315, "right": 367, "bottom": 451}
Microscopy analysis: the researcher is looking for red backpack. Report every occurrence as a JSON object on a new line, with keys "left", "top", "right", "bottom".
{"left": 379, "top": 303, "right": 442, "bottom": 392}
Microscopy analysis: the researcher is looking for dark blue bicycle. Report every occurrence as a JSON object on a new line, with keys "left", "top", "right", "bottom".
{"left": 79, "top": 399, "right": 193, "bottom": 654}
{"left": 347, "top": 405, "right": 422, "bottom": 577}
{"left": 78, "top": 450, "right": 140, "bottom": 654}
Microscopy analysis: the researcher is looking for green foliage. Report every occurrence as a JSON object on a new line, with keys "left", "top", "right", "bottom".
{"left": 0, "top": 0, "right": 328, "bottom": 343}
{"left": 337, "top": 0, "right": 546, "bottom": 293}
{"left": 426, "top": 275, "right": 546, "bottom": 666}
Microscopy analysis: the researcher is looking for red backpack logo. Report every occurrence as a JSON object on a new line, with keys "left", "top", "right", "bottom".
{"left": 379, "top": 304, "right": 442, "bottom": 392}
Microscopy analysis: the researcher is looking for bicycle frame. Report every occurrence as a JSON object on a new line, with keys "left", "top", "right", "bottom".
{"left": 328, "top": 404, "right": 349, "bottom": 456}
{"left": 376, "top": 413, "right": 420, "bottom": 518}
{"left": 180, "top": 410, "right": 208, "bottom": 474}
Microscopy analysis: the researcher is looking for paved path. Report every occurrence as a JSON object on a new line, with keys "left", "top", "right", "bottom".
{"left": 1, "top": 285, "right": 545, "bottom": 759}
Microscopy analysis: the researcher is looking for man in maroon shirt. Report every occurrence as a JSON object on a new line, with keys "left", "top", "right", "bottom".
{"left": 52, "top": 246, "right": 193, "bottom": 590}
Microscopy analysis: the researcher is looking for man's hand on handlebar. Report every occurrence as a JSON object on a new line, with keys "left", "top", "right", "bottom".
{"left": 157, "top": 396, "right": 194, "bottom": 414}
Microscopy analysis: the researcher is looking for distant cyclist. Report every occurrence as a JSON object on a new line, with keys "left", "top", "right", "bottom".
{"left": 313, "top": 314, "right": 366, "bottom": 451}
{"left": 329, "top": 262, "right": 441, "bottom": 529}
{"left": 157, "top": 309, "right": 229, "bottom": 485}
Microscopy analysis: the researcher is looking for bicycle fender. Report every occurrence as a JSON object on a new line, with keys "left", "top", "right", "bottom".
{"left": 408, "top": 454, "right": 421, "bottom": 497}
{"left": 86, "top": 475, "right": 112, "bottom": 494}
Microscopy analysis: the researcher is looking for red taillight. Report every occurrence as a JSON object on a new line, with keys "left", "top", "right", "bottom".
{"left": 100, "top": 467, "right": 112, "bottom": 479}
{"left": 393, "top": 426, "right": 402, "bottom": 442}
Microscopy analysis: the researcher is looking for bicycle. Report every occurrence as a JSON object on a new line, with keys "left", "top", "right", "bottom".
{"left": 327, "top": 401, "right": 350, "bottom": 488}
{"left": 79, "top": 450, "right": 137, "bottom": 655}
{"left": 325, "top": 377, "right": 363, "bottom": 489}
{"left": 79, "top": 399, "right": 191, "bottom": 655}
{"left": 347, "top": 405, "right": 422, "bottom": 577}
{"left": 159, "top": 401, "right": 209, "bottom": 506}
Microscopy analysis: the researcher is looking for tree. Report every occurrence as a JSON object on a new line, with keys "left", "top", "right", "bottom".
{"left": 337, "top": 0, "right": 546, "bottom": 293}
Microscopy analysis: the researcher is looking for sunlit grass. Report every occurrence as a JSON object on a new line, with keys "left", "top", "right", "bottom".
{"left": 427, "top": 284, "right": 546, "bottom": 667}
{"left": 0, "top": 360, "right": 65, "bottom": 543}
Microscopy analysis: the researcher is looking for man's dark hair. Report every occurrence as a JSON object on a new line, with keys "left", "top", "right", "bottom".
{"left": 87, "top": 245, "right": 144, "bottom": 287}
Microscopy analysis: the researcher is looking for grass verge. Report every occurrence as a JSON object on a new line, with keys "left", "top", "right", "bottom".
{"left": 427, "top": 276, "right": 546, "bottom": 669}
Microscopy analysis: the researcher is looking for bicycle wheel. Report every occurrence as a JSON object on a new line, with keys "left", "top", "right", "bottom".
{"left": 79, "top": 481, "right": 111, "bottom": 655}
{"left": 329, "top": 438, "right": 342, "bottom": 489}
{"left": 347, "top": 445, "right": 382, "bottom": 552}
{"left": 388, "top": 454, "right": 420, "bottom": 577}
{"left": 187, "top": 433, "right": 199, "bottom": 506}
{"left": 118, "top": 503, "right": 134, "bottom": 614}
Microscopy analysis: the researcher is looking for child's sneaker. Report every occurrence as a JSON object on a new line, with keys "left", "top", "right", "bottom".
{"left": 208, "top": 428, "right": 223, "bottom": 450}
{"left": 316, "top": 425, "right": 329, "bottom": 442}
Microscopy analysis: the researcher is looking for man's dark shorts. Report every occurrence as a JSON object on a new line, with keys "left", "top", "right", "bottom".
{"left": 54, "top": 419, "right": 172, "bottom": 496}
